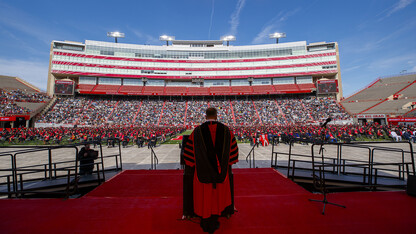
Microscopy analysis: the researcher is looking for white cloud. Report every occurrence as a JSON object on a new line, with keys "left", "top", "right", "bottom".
{"left": 341, "top": 20, "right": 416, "bottom": 54}
{"left": 0, "top": 58, "right": 49, "bottom": 91}
{"left": 130, "top": 29, "right": 160, "bottom": 45}
{"left": 252, "top": 9, "right": 299, "bottom": 44}
{"left": 377, "top": 0, "right": 414, "bottom": 21}
{"left": 252, "top": 24, "right": 275, "bottom": 45}
{"left": 368, "top": 53, "right": 416, "bottom": 70}
{"left": 387, "top": 0, "right": 414, "bottom": 16}
{"left": 343, "top": 65, "right": 361, "bottom": 73}
{"left": 228, "top": 0, "right": 246, "bottom": 36}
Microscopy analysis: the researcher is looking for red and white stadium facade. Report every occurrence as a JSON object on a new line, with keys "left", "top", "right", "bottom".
{"left": 47, "top": 39, "right": 342, "bottom": 99}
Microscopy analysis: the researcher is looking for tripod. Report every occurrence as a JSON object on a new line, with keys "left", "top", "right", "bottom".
{"left": 308, "top": 172, "right": 346, "bottom": 215}
{"left": 309, "top": 119, "right": 346, "bottom": 215}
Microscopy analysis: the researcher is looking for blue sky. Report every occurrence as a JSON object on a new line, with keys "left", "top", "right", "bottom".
{"left": 0, "top": 0, "right": 415, "bottom": 97}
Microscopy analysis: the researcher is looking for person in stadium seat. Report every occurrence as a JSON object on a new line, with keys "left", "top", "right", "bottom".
{"left": 402, "top": 128, "right": 411, "bottom": 142}
{"left": 136, "top": 136, "right": 144, "bottom": 148}
{"left": 390, "top": 129, "right": 402, "bottom": 141}
{"left": 122, "top": 135, "right": 129, "bottom": 148}
{"left": 183, "top": 107, "right": 238, "bottom": 233}
{"left": 411, "top": 128, "right": 416, "bottom": 143}
{"left": 93, "top": 134, "right": 101, "bottom": 148}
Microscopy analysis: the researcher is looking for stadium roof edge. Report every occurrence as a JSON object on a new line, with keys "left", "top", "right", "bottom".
{"left": 53, "top": 39, "right": 338, "bottom": 49}
{"left": 84, "top": 40, "right": 309, "bottom": 50}
{"left": 52, "top": 40, "right": 85, "bottom": 46}
{"left": 0, "top": 75, "right": 42, "bottom": 92}
{"left": 172, "top": 40, "right": 224, "bottom": 45}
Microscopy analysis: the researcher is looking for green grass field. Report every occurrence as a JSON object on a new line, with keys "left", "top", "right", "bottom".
{"left": 163, "top": 129, "right": 194, "bottom": 144}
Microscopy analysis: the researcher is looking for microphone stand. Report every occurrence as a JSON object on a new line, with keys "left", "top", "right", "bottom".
{"left": 309, "top": 117, "right": 346, "bottom": 214}
{"left": 318, "top": 118, "right": 331, "bottom": 155}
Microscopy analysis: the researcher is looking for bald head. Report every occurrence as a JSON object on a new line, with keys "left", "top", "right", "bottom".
{"left": 206, "top": 107, "right": 218, "bottom": 120}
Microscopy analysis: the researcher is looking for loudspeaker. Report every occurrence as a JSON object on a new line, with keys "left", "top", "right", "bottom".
{"left": 407, "top": 175, "right": 416, "bottom": 197}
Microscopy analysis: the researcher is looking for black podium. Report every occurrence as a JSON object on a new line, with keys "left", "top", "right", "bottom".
{"left": 181, "top": 135, "right": 235, "bottom": 217}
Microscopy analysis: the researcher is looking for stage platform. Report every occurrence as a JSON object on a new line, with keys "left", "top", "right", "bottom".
{"left": 0, "top": 168, "right": 415, "bottom": 233}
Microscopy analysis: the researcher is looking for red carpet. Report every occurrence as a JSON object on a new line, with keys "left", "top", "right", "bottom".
{"left": 0, "top": 168, "right": 415, "bottom": 233}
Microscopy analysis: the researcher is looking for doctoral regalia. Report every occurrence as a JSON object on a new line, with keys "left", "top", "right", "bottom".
{"left": 182, "top": 121, "right": 238, "bottom": 219}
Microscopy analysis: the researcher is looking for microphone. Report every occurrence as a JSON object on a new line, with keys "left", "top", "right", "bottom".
{"left": 321, "top": 118, "right": 332, "bottom": 128}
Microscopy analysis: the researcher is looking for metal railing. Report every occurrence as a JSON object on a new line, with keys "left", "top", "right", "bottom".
{"left": 149, "top": 145, "right": 159, "bottom": 170}
{"left": 271, "top": 138, "right": 415, "bottom": 190}
{"left": 0, "top": 140, "right": 123, "bottom": 198}
{"left": 0, "top": 168, "right": 79, "bottom": 199}
{"left": 246, "top": 142, "right": 258, "bottom": 168}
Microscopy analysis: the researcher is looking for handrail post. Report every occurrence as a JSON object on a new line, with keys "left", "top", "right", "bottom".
{"left": 370, "top": 148, "right": 375, "bottom": 187}
{"left": 149, "top": 145, "right": 158, "bottom": 170}
{"left": 115, "top": 152, "right": 119, "bottom": 170}
{"left": 48, "top": 148, "right": 52, "bottom": 179}
{"left": 19, "top": 174, "right": 23, "bottom": 197}
{"left": 118, "top": 139, "right": 123, "bottom": 171}
{"left": 151, "top": 147, "right": 154, "bottom": 170}
{"left": 337, "top": 144, "right": 341, "bottom": 175}
{"left": 401, "top": 150, "right": 405, "bottom": 179}
{"left": 287, "top": 143, "right": 293, "bottom": 178}
{"left": 99, "top": 141, "right": 105, "bottom": 181}
{"left": 7, "top": 175, "right": 11, "bottom": 198}
{"left": 12, "top": 154, "right": 17, "bottom": 195}
{"left": 253, "top": 143, "right": 256, "bottom": 168}
{"left": 245, "top": 142, "right": 257, "bottom": 169}
{"left": 116, "top": 141, "right": 123, "bottom": 170}
{"left": 311, "top": 144, "right": 316, "bottom": 181}
{"left": 398, "top": 164, "right": 402, "bottom": 180}
{"left": 271, "top": 136, "right": 276, "bottom": 167}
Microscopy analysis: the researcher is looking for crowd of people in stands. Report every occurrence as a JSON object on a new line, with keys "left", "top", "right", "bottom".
{"left": 0, "top": 89, "right": 50, "bottom": 116}
{"left": 158, "top": 100, "right": 187, "bottom": 126}
{"left": 0, "top": 102, "right": 31, "bottom": 116}
{"left": 185, "top": 100, "right": 208, "bottom": 126}
{"left": 1, "top": 89, "right": 49, "bottom": 103}
{"left": 135, "top": 100, "right": 165, "bottom": 126}
{"left": 108, "top": 100, "right": 141, "bottom": 125}
{"left": 37, "top": 96, "right": 352, "bottom": 127}
{"left": 2, "top": 94, "right": 412, "bottom": 145}
{"left": 38, "top": 97, "right": 88, "bottom": 124}
{"left": 233, "top": 100, "right": 261, "bottom": 125}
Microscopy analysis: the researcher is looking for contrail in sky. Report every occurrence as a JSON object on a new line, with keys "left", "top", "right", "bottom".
{"left": 228, "top": 0, "right": 246, "bottom": 36}
{"left": 208, "top": 0, "right": 215, "bottom": 39}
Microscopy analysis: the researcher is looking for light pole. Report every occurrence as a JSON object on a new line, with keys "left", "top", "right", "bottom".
{"left": 269, "top": 32, "right": 286, "bottom": 44}
{"left": 221, "top": 35, "right": 236, "bottom": 46}
{"left": 107, "top": 32, "right": 125, "bottom": 43}
{"left": 159, "top": 35, "right": 175, "bottom": 46}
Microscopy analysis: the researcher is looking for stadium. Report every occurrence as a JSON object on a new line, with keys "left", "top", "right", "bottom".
{"left": 1, "top": 36, "right": 415, "bottom": 140}
{"left": 1, "top": 36, "right": 416, "bottom": 233}
{"left": 39, "top": 38, "right": 348, "bottom": 128}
